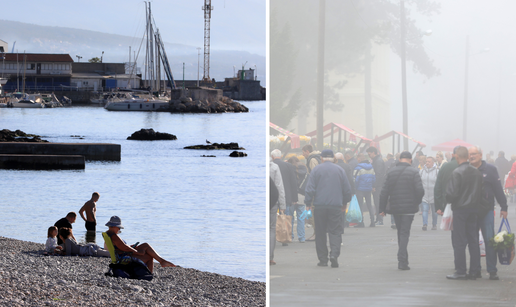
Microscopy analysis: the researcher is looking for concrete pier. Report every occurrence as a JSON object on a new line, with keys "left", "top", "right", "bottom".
{"left": 0, "top": 142, "right": 121, "bottom": 161}
{"left": 0, "top": 154, "right": 85, "bottom": 170}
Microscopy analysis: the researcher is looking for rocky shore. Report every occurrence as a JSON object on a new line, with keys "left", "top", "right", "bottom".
{"left": 0, "top": 237, "right": 265, "bottom": 306}
{"left": 0, "top": 129, "right": 48, "bottom": 142}
{"left": 168, "top": 96, "right": 249, "bottom": 113}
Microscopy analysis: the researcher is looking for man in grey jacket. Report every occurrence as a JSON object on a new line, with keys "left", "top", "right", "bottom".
{"left": 379, "top": 151, "right": 424, "bottom": 270}
{"left": 305, "top": 149, "right": 352, "bottom": 268}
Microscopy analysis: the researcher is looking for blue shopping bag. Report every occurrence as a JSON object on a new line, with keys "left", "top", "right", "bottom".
{"left": 346, "top": 195, "right": 362, "bottom": 223}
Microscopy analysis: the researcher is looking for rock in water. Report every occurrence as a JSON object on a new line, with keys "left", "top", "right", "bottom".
{"left": 0, "top": 129, "right": 48, "bottom": 142}
{"left": 127, "top": 128, "right": 177, "bottom": 141}
{"left": 184, "top": 142, "right": 245, "bottom": 150}
{"left": 229, "top": 151, "right": 247, "bottom": 157}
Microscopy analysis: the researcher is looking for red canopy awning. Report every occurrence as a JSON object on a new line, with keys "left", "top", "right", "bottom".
{"left": 431, "top": 139, "right": 474, "bottom": 152}
{"left": 305, "top": 123, "right": 372, "bottom": 143}
{"left": 269, "top": 122, "right": 300, "bottom": 149}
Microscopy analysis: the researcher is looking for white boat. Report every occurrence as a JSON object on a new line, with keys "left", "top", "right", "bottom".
{"left": 0, "top": 93, "right": 44, "bottom": 108}
{"left": 105, "top": 96, "right": 169, "bottom": 111}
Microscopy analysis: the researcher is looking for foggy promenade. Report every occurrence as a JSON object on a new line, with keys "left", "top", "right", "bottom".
{"left": 270, "top": 214, "right": 516, "bottom": 306}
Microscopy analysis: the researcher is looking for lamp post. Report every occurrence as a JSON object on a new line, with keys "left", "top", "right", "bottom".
{"left": 76, "top": 55, "right": 82, "bottom": 62}
{"left": 462, "top": 35, "right": 489, "bottom": 141}
{"left": 101, "top": 51, "right": 104, "bottom": 63}
{"left": 254, "top": 64, "right": 257, "bottom": 81}
{"left": 400, "top": 0, "right": 432, "bottom": 150}
{"left": 197, "top": 47, "right": 201, "bottom": 87}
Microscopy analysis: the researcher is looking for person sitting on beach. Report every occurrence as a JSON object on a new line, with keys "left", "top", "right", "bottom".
{"left": 105, "top": 216, "right": 176, "bottom": 273}
{"left": 45, "top": 226, "right": 63, "bottom": 254}
{"left": 54, "top": 212, "right": 77, "bottom": 245}
{"left": 58, "top": 227, "right": 110, "bottom": 257}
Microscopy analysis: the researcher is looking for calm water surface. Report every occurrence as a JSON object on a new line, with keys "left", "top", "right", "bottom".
{"left": 0, "top": 102, "right": 266, "bottom": 282}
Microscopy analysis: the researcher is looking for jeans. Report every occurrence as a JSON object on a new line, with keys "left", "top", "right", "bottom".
{"left": 477, "top": 210, "right": 497, "bottom": 273}
{"left": 393, "top": 214, "right": 414, "bottom": 265}
{"left": 356, "top": 190, "right": 375, "bottom": 224}
{"left": 452, "top": 208, "right": 480, "bottom": 275}
{"left": 270, "top": 205, "right": 277, "bottom": 260}
{"left": 421, "top": 202, "right": 437, "bottom": 227}
{"left": 373, "top": 187, "right": 383, "bottom": 222}
{"left": 287, "top": 204, "right": 306, "bottom": 242}
{"left": 314, "top": 206, "right": 343, "bottom": 262}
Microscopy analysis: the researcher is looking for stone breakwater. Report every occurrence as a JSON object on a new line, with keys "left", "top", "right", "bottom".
{"left": 0, "top": 237, "right": 265, "bottom": 306}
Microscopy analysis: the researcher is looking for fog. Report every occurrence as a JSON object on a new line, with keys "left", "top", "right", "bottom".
{"left": 270, "top": 0, "right": 516, "bottom": 158}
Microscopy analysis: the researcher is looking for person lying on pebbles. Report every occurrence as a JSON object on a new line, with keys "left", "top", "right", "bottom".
{"left": 59, "top": 227, "right": 110, "bottom": 257}
{"left": 105, "top": 216, "right": 176, "bottom": 273}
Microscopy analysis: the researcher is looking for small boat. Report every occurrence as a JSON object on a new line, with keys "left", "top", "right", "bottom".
{"left": 104, "top": 91, "right": 169, "bottom": 111}
{"left": 0, "top": 93, "right": 44, "bottom": 108}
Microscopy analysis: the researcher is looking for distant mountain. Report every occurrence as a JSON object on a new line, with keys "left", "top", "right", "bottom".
{"left": 0, "top": 20, "right": 265, "bottom": 85}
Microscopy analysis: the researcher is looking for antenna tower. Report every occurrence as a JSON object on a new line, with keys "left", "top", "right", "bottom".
{"left": 202, "top": 0, "right": 213, "bottom": 82}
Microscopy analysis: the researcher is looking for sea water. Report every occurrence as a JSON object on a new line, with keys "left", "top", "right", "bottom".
{"left": 0, "top": 101, "right": 266, "bottom": 282}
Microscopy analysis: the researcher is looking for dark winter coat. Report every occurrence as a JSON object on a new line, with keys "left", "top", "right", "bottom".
{"left": 379, "top": 162, "right": 424, "bottom": 214}
{"left": 478, "top": 160, "right": 507, "bottom": 212}
{"left": 336, "top": 160, "right": 355, "bottom": 194}
{"left": 446, "top": 162, "right": 483, "bottom": 211}
{"left": 273, "top": 159, "right": 299, "bottom": 206}
{"left": 433, "top": 157, "right": 459, "bottom": 212}
{"left": 371, "top": 154, "right": 386, "bottom": 189}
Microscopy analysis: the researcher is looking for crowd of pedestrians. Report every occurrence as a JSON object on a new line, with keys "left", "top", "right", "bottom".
{"left": 270, "top": 144, "right": 515, "bottom": 280}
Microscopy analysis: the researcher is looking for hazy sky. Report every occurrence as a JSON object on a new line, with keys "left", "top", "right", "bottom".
{"left": 0, "top": 0, "right": 265, "bottom": 56}
{"left": 390, "top": 0, "right": 516, "bottom": 155}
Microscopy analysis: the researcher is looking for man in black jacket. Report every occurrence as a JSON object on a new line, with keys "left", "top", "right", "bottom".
{"left": 271, "top": 149, "right": 299, "bottom": 245}
{"left": 379, "top": 151, "right": 424, "bottom": 270}
{"left": 367, "top": 147, "right": 387, "bottom": 226}
{"left": 469, "top": 146, "right": 508, "bottom": 280}
{"left": 445, "top": 146, "right": 483, "bottom": 280}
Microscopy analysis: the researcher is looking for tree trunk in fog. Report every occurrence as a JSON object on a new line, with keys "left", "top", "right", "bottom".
{"left": 316, "top": 0, "right": 325, "bottom": 151}
{"left": 365, "top": 41, "right": 373, "bottom": 139}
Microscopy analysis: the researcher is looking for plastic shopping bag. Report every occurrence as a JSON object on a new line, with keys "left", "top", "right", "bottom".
{"left": 440, "top": 204, "right": 453, "bottom": 231}
{"left": 346, "top": 195, "right": 362, "bottom": 223}
{"left": 276, "top": 214, "right": 292, "bottom": 243}
{"left": 479, "top": 230, "right": 486, "bottom": 257}
{"left": 497, "top": 218, "right": 515, "bottom": 265}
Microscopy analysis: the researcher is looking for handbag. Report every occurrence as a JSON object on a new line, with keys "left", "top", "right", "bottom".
{"left": 440, "top": 204, "right": 453, "bottom": 231}
{"left": 276, "top": 214, "right": 292, "bottom": 243}
{"left": 497, "top": 218, "right": 515, "bottom": 265}
{"left": 346, "top": 195, "right": 362, "bottom": 223}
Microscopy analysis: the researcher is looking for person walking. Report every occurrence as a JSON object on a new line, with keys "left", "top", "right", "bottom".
{"left": 304, "top": 149, "right": 352, "bottom": 268}
{"left": 495, "top": 151, "right": 511, "bottom": 186}
{"left": 344, "top": 150, "right": 359, "bottom": 171}
{"left": 287, "top": 156, "right": 308, "bottom": 242}
{"left": 445, "top": 146, "right": 483, "bottom": 280}
{"left": 436, "top": 151, "right": 447, "bottom": 169}
{"left": 271, "top": 149, "right": 299, "bottom": 246}
{"left": 335, "top": 152, "right": 355, "bottom": 231}
{"left": 353, "top": 157, "right": 376, "bottom": 227}
{"left": 302, "top": 144, "right": 321, "bottom": 173}
{"left": 379, "top": 151, "right": 424, "bottom": 270}
{"left": 270, "top": 160, "right": 286, "bottom": 265}
{"left": 420, "top": 157, "right": 438, "bottom": 231}
{"left": 366, "top": 147, "right": 386, "bottom": 226}
{"left": 468, "top": 146, "right": 508, "bottom": 280}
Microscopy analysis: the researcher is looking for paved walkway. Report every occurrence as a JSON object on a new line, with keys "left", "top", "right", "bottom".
{"left": 270, "top": 212, "right": 516, "bottom": 307}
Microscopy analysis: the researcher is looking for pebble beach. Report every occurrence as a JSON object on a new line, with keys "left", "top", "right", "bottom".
{"left": 0, "top": 237, "right": 265, "bottom": 306}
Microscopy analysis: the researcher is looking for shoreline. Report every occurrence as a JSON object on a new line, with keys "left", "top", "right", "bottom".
{"left": 0, "top": 236, "right": 265, "bottom": 306}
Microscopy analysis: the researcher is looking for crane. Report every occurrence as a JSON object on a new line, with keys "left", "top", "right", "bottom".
{"left": 202, "top": 0, "right": 213, "bottom": 82}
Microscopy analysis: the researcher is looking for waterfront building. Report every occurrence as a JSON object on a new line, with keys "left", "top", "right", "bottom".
{"left": 0, "top": 53, "right": 73, "bottom": 92}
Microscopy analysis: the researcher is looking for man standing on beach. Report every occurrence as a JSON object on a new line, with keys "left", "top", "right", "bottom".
{"left": 54, "top": 212, "right": 77, "bottom": 245}
{"left": 79, "top": 192, "right": 100, "bottom": 232}
{"left": 305, "top": 149, "right": 352, "bottom": 268}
